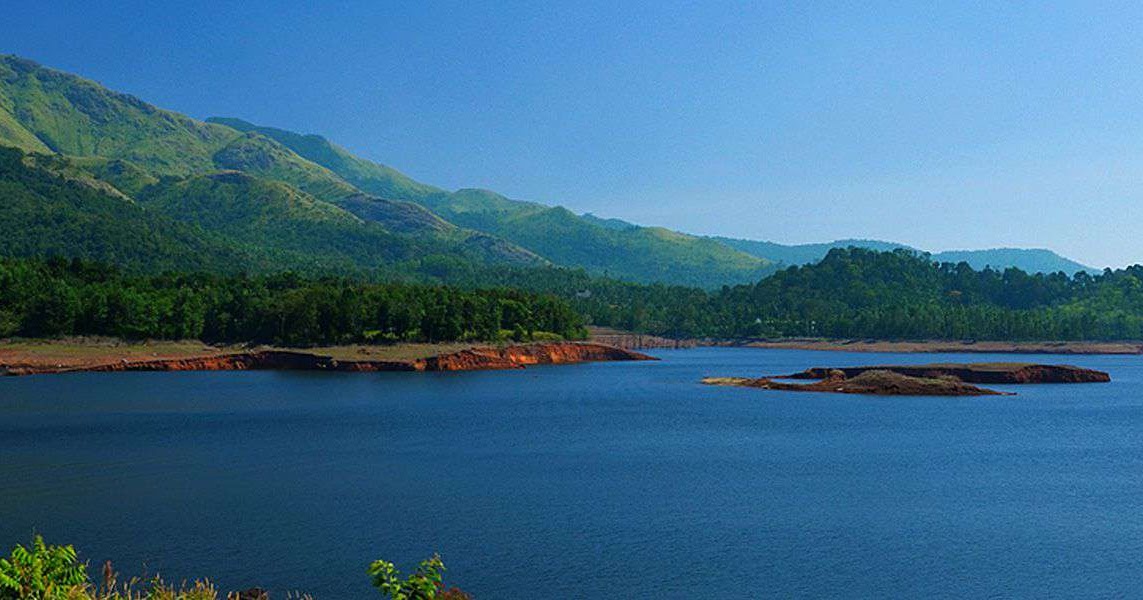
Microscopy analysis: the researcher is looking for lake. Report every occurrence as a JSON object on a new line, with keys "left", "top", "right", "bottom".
{"left": 2, "top": 348, "right": 1142, "bottom": 598}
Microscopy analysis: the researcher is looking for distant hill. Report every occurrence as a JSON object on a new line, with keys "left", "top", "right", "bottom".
{"left": 0, "top": 54, "right": 1096, "bottom": 287}
{"left": 928, "top": 248, "right": 1097, "bottom": 275}
{"left": 715, "top": 237, "right": 911, "bottom": 268}
{"left": 416, "top": 189, "right": 776, "bottom": 287}
{"left": 715, "top": 236, "right": 1095, "bottom": 275}
{"left": 212, "top": 118, "right": 777, "bottom": 287}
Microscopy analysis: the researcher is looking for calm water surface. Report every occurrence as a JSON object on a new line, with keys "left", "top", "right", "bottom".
{"left": 2, "top": 348, "right": 1143, "bottom": 598}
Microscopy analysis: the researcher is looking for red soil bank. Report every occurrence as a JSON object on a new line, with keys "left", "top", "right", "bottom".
{"left": 3, "top": 343, "right": 656, "bottom": 376}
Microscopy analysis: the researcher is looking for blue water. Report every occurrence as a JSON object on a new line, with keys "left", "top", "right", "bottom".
{"left": 2, "top": 348, "right": 1142, "bottom": 598}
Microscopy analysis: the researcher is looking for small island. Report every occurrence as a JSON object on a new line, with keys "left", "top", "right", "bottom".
{"left": 702, "top": 362, "right": 1111, "bottom": 396}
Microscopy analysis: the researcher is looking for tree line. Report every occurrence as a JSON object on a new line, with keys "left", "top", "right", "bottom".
{"left": 464, "top": 248, "right": 1143, "bottom": 341}
{"left": 0, "top": 257, "right": 586, "bottom": 345}
{"left": 5, "top": 249, "right": 1143, "bottom": 345}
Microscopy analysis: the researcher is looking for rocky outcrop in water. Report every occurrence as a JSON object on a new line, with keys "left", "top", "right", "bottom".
{"left": 703, "top": 362, "right": 1109, "bottom": 396}
{"left": 703, "top": 370, "right": 1010, "bottom": 396}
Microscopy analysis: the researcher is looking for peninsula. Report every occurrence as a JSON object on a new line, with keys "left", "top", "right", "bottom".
{"left": 0, "top": 340, "right": 655, "bottom": 376}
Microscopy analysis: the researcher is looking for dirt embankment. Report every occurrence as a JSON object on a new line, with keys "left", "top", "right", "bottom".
{"left": 1, "top": 342, "right": 656, "bottom": 376}
{"left": 587, "top": 327, "right": 697, "bottom": 350}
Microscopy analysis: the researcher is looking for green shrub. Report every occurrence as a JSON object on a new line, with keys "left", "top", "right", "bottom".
{"left": 367, "top": 555, "right": 470, "bottom": 600}
{"left": 0, "top": 535, "right": 87, "bottom": 599}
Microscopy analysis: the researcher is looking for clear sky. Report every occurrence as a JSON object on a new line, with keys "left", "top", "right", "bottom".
{"left": 7, "top": 1, "right": 1143, "bottom": 267}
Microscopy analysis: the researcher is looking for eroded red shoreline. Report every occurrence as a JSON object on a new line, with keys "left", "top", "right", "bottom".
{"left": 2, "top": 342, "right": 657, "bottom": 376}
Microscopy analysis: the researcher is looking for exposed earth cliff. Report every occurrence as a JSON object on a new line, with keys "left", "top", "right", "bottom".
{"left": 1, "top": 342, "right": 655, "bottom": 376}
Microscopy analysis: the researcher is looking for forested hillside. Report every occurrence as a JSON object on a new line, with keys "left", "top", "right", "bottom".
{"left": 205, "top": 118, "right": 777, "bottom": 287}
{"left": 0, "top": 257, "right": 586, "bottom": 345}
{"left": 539, "top": 248, "right": 1143, "bottom": 340}
{"left": 0, "top": 54, "right": 1097, "bottom": 289}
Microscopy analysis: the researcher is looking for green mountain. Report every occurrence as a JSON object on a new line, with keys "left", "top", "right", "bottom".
{"left": 206, "top": 117, "right": 440, "bottom": 201}
{"left": 417, "top": 189, "right": 775, "bottom": 287}
{"left": 715, "top": 236, "right": 1095, "bottom": 275}
{"left": 137, "top": 171, "right": 421, "bottom": 269}
{"left": 713, "top": 237, "right": 907, "bottom": 267}
{"left": 0, "top": 146, "right": 263, "bottom": 272}
{"left": 0, "top": 55, "right": 239, "bottom": 175}
{"left": 211, "top": 132, "right": 358, "bottom": 202}
{"left": 206, "top": 118, "right": 776, "bottom": 287}
{"left": 0, "top": 54, "right": 1091, "bottom": 287}
{"left": 0, "top": 55, "right": 545, "bottom": 272}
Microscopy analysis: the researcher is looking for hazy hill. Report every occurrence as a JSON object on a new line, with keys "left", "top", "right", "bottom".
{"left": 928, "top": 248, "right": 1097, "bottom": 275}
{"left": 716, "top": 236, "right": 1095, "bottom": 275}
{"left": 210, "top": 118, "right": 776, "bottom": 286}
{"left": 419, "top": 189, "right": 776, "bottom": 287}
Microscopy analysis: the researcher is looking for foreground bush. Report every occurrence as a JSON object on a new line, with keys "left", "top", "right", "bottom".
{"left": 367, "top": 554, "right": 470, "bottom": 600}
{"left": 1, "top": 537, "right": 468, "bottom": 599}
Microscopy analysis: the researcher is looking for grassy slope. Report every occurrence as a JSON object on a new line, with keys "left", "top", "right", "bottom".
{"left": 212, "top": 132, "right": 359, "bottom": 202}
{"left": 208, "top": 134, "right": 543, "bottom": 265}
{"left": 138, "top": 171, "right": 424, "bottom": 268}
{"left": 209, "top": 118, "right": 775, "bottom": 287}
{"left": 0, "top": 146, "right": 266, "bottom": 272}
{"left": 207, "top": 117, "right": 441, "bottom": 201}
{"left": 0, "top": 56, "right": 545, "bottom": 272}
{"left": 0, "top": 55, "right": 240, "bottom": 175}
{"left": 421, "top": 189, "right": 775, "bottom": 287}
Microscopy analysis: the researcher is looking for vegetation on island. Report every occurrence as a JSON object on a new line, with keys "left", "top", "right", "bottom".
{"left": 0, "top": 536, "right": 468, "bottom": 599}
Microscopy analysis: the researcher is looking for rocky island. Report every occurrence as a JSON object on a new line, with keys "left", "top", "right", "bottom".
{"left": 703, "top": 362, "right": 1111, "bottom": 396}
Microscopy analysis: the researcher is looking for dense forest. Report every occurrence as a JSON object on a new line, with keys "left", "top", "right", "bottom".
{"left": 535, "top": 248, "right": 1143, "bottom": 341}
{"left": 3, "top": 249, "right": 1142, "bottom": 345}
{"left": 0, "top": 257, "right": 586, "bottom": 345}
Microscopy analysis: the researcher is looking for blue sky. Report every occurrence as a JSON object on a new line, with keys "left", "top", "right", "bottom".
{"left": 7, "top": 1, "right": 1143, "bottom": 267}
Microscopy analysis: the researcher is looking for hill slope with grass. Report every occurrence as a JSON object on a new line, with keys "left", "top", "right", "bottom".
{"left": 207, "top": 117, "right": 778, "bottom": 286}
{"left": 0, "top": 146, "right": 265, "bottom": 272}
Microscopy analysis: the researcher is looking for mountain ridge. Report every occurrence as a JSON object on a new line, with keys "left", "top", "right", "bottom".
{"left": 713, "top": 236, "right": 1096, "bottom": 275}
